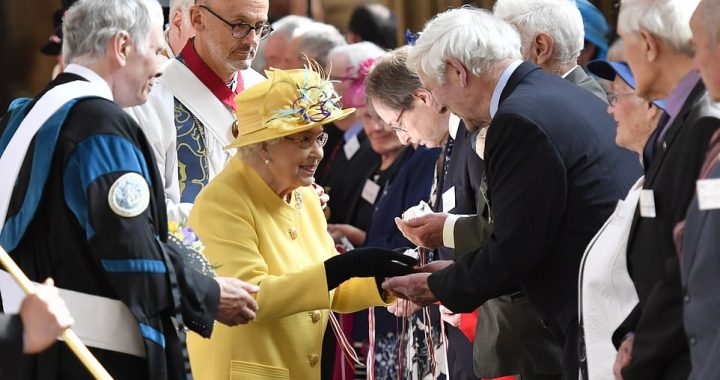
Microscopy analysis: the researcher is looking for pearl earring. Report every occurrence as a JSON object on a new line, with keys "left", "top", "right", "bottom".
{"left": 264, "top": 158, "right": 270, "bottom": 165}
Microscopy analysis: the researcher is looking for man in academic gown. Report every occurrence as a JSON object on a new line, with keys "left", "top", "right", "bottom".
{"left": 127, "top": 0, "right": 269, "bottom": 221}
{"left": 0, "top": 0, "right": 258, "bottom": 378}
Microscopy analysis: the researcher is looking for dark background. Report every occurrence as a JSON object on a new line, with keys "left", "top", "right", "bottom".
{"left": 0, "top": 0, "right": 619, "bottom": 111}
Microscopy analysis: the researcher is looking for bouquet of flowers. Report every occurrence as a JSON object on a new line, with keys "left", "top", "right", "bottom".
{"left": 167, "top": 221, "right": 216, "bottom": 277}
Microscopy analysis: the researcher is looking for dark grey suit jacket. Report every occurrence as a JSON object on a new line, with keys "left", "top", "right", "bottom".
{"left": 682, "top": 147, "right": 720, "bottom": 380}
{"left": 565, "top": 66, "right": 607, "bottom": 102}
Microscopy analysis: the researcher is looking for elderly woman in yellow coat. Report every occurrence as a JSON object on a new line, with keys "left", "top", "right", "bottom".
{"left": 186, "top": 66, "right": 416, "bottom": 379}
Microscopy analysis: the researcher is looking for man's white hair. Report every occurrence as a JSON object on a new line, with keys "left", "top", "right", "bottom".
{"left": 328, "top": 42, "right": 385, "bottom": 75}
{"left": 292, "top": 22, "right": 347, "bottom": 68}
{"left": 618, "top": 0, "right": 700, "bottom": 56}
{"left": 63, "top": 0, "right": 163, "bottom": 64}
{"left": 407, "top": 6, "right": 522, "bottom": 85}
{"left": 493, "top": 0, "right": 583, "bottom": 65}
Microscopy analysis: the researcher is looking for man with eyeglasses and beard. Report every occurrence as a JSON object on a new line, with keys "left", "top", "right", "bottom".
{"left": 127, "top": 0, "right": 269, "bottom": 222}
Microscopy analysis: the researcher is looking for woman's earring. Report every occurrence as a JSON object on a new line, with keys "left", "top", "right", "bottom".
{"left": 264, "top": 158, "right": 270, "bottom": 165}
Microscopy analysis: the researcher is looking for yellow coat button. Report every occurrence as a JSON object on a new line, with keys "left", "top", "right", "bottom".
{"left": 311, "top": 311, "right": 321, "bottom": 323}
{"left": 289, "top": 228, "right": 298, "bottom": 240}
{"left": 309, "top": 354, "right": 319, "bottom": 366}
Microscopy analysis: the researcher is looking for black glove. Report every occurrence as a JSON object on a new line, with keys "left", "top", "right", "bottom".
{"left": 324, "top": 247, "right": 418, "bottom": 290}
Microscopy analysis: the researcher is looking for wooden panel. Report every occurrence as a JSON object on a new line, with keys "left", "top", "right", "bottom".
{"left": 0, "top": 0, "right": 621, "bottom": 111}
{"left": 1, "top": 0, "right": 60, "bottom": 110}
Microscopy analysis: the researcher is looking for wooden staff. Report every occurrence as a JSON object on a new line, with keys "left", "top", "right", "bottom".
{"left": 0, "top": 246, "right": 113, "bottom": 380}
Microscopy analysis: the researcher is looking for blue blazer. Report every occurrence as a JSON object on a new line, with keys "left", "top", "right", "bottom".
{"left": 353, "top": 146, "right": 438, "bottom": 341}
{"left": 365, "top": 146, "right": 440, "bottom": 249}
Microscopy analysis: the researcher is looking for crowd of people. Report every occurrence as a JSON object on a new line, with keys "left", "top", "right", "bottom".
{"left": 1, "top": 0, "right": 720, "bottom": 379}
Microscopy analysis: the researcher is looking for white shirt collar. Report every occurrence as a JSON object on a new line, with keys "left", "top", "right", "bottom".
{"left": 228, "top": 71, "right": 239, "bottom": 92}
{"left": 489, "top": 59, "right": 523, "bottom": 119}
{"left": 561, "top": 65, "right": 579, "bottom": 79}
{"left": 448, "top": 113, "right": 461, "bottom": 140}
{"left": 63, "top": 64, "right": 114, "bottom": 101}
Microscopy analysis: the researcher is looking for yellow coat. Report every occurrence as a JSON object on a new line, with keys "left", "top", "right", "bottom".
{"left": 187, "top": 157, "right": 389, "bottom": 379}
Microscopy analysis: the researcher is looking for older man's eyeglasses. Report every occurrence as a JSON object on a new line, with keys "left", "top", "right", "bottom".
{"left": 391, "top": 109, "right": 408, "bottom": 133}
{"left": 199, "top": 5, "right": 273, "bottom": 40}
{"left": 607, "top": 92, "right": 636, "bottom": 106}
{"left": 284, "top": 132, "right": 329, "bottom": 149}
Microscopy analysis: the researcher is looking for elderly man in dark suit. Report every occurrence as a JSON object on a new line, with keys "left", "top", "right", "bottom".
{"left": 394, "top": 1, "right": 634, "bottom": 379}
{"left": 0, "top": 0, "right": 260, "bottom": 378}
{"left": 674, "top": 1, "right": 720, "bottom": 379}
{"left": 382, "top": 6, "right": 642, "bottom": 380}
{"left": 611, "top": 0, "right": 720, "bottom": 379}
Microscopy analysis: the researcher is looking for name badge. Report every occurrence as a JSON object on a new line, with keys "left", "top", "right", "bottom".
{"left": 361, "top": 179, "right": 381, "bottom": 204}
{"left": 639, "top": 189, "right": 656, "bottom": 218}
{"left": 696, "top": 178, "right": 720, "bottom": 210}
{"left": 343, "top": 135, "right": 360, "bottom": 160}
{"left": 442, "top": 186, "right": 456, "bottom": 212}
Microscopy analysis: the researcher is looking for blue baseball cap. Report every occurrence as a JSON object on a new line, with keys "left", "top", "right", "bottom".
{"left": 577, "top": 0, "right": 609, "bottom": 60}
{"left": 587, "top": 59, "right": 666, "bottom": 110}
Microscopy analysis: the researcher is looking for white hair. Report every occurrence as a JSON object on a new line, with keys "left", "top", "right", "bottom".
{"left": 618, "top": 0, "right": 700, "bottom": 56}
{"left": 63, "top": 0, "right": 163, "bottom": 64}
{"left": 253, "top": 16, "right": 311, "bottom": 72}
{"left": 698, "top": 0, "right": 720, "bottom": 45}
{"left": 328, "top": 42, "right": 385, "bottom": 73}
{"left": 272, "top": 15, "right": 314, "bottom": 40}
{"left": 407, "top": 6, "right": 522, "bottom": 85}
{"left": 169, "top": 0, "right": 192, "bottom": 16}
{"left": 237, "top": 138, "right": 279, "bottom": 160}
{"left": 493, "top": 0, "right": 583, "bottom": 65}
{"left": 292, "top": 22, "right": 347, "bottom": 67}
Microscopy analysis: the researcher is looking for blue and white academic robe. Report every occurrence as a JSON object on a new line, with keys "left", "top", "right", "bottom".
{"left": 0, "top": 69, "right": 220, "bottom": 380}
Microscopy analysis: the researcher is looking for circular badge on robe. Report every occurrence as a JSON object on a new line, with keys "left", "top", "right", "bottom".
{"left": 108, "top": 173, "right": 150, "bottom": 217}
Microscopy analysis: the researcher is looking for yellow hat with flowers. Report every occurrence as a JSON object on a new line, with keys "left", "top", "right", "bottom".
{"left": 227, "top": 63, "right": 355, "bottom": 149}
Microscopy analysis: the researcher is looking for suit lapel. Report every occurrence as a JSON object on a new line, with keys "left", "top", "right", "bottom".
{"left": 644, "top": 81, "right": 705, "bottom": 186}
{"left": 626, "top": 81, "right": 706, "bottom": 250}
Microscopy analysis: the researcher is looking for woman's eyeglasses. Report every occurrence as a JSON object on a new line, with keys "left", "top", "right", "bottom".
{"left": 284, "top": 132, "right": 329, "bottom": 149}
{"left": 607, "top": 92, "right": 636, "bottom": 106}
{"left": 391, "top": 109, "right": 408, "bottom": 133}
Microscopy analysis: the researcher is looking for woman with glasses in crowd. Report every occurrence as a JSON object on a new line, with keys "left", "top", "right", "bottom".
{"left": 324, "top": 56, "right": 439, "bottom": 377}
{"left": 578, "top": 59, "right": 665, "bottom": 380}
{"left": 185, "top": 65, "right": 417, "bottom": 380}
